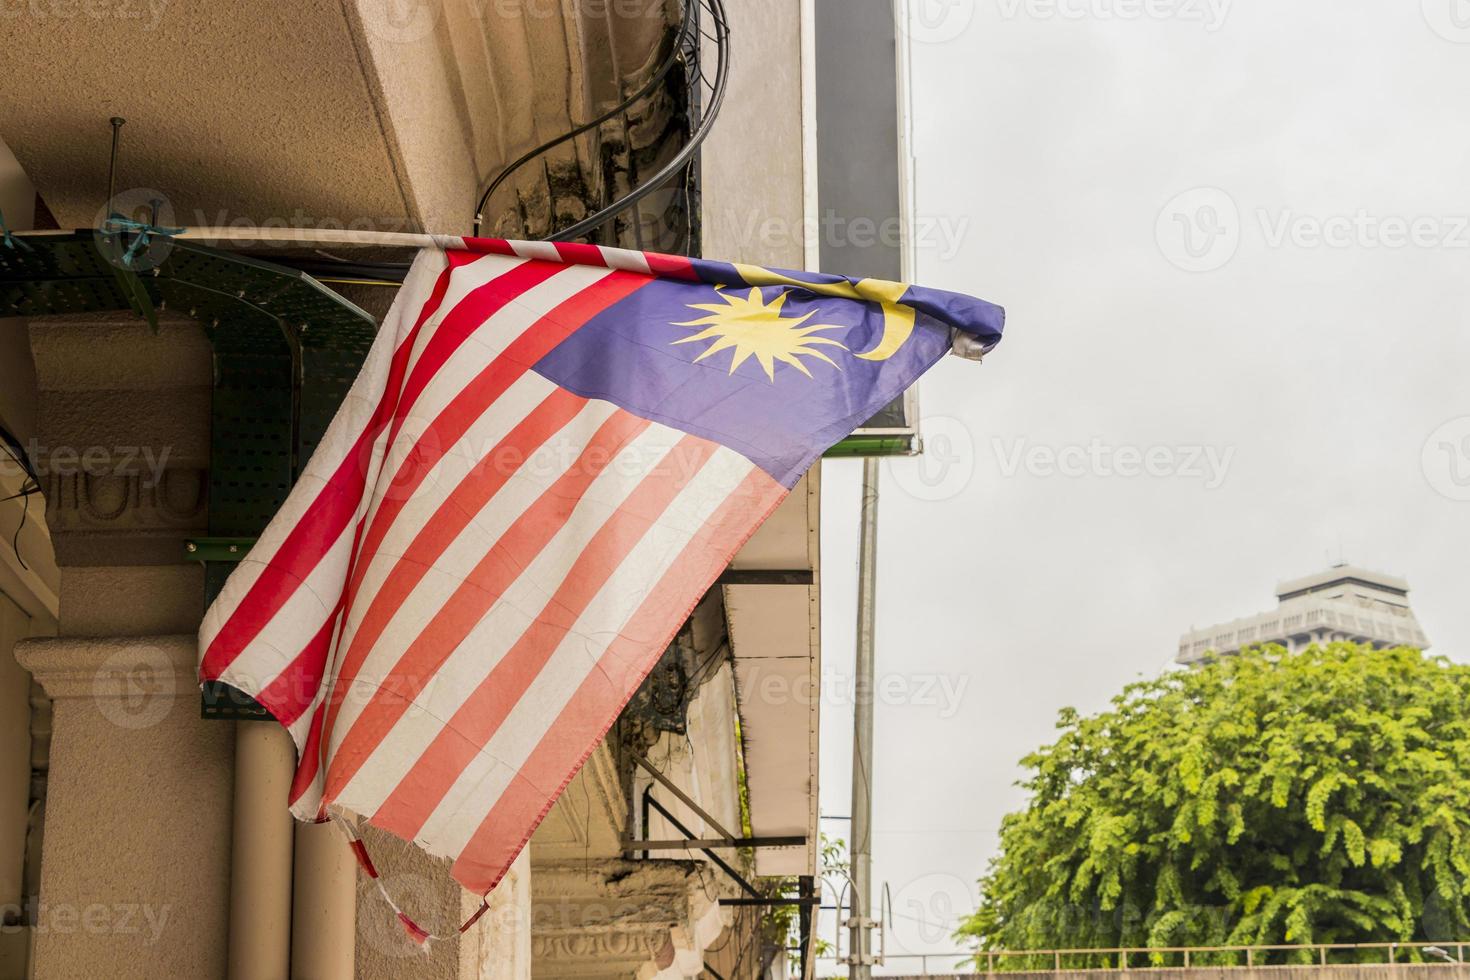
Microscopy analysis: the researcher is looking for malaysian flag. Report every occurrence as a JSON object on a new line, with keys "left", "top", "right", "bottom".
{"left": 199, "top": 237, "right": 1003, "bottom": 906}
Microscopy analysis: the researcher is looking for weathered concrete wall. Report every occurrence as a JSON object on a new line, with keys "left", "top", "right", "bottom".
{"left": 700, "top": 0, "right": 808, "bottom": 269}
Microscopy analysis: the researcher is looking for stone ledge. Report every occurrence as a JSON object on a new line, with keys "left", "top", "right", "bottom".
{"left": 14, "top": 634, "right": 197, "bottom": 701}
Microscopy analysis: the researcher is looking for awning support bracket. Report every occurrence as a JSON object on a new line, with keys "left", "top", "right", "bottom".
{"left": 641, "top": 788, "right": 763, "bottom": 901}
{"left": 630, "top": 750, "right": 739, "bottom": 842}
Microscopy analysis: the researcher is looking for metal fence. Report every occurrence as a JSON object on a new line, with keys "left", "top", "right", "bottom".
{"left": 824, "top": 941, "right": 1470, "bottom": 976}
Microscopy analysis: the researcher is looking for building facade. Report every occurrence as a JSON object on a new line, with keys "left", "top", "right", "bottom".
{"left": 1176, "top": 564, "right": 1431, "bottom": 665}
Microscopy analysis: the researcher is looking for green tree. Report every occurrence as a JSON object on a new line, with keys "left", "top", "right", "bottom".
{"left": 958, "top": 643, "right": 1470, "bottom": 959}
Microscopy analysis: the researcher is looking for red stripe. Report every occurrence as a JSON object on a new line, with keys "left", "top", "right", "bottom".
{"left": 288, "top": 272, "right": 655, "bottom": 805}
{"left": 459, "top": 902, "right": 490, "bottom": 933}
{"left": 643, "top": 251, "right": 700, "bottom": 281}
{"left": 368, "top": 434, "right": 721, "bottom": 841}
{"left": 376, "top": 260, "right": 565, "bottom": 458}
{"left": 316, "top": 388, "right": 587, "bottom": 746}
{"left": 199, "top": 251, "right": 496, "bottom": 681}
{"left": 397, "top": 912, "right": 431, "bottom": 945}
{"left": 314, "top": 271, "right": 651, "bottom": 754}
{"left": 461, "top": 237, "right": 518, "bottom": 256}
{"left": 254, "top": 607, "right": 340, "bottom": 726}
{"left": 212, "top": 256, "right": 556, "bottom": 685}
{"left": 288, "top": 704, "right": 327, "bottom": 806}
{"left": 319, "top": 411, "right": 652, "bottom": 806}
{"left": 449, "top": 466, "right": 789, "bottom": 894}
{"left": 335, "top": 269, "right": 650, "bottom": 619}
{"left": 552, "top": 241, "right": 608, "bottom": 266}
{"left": 348, "top": 839, "right": 379, "bottom": 879}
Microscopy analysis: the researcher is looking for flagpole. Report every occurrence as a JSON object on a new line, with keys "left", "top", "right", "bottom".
{"left": 849, "top": 454, "right": 879, "bottom": 978}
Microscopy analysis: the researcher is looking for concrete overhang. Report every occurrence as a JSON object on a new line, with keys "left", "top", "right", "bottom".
{"left": 0, "top": 0, "right": 664, "bottom": 235}
{"left": 725, "top": 469, "right": 820, "bottom": 878}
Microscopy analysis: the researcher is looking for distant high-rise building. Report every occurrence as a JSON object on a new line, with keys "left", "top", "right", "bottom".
{"left": 1177, "top": 564, "right": 1430, "bottom": 665}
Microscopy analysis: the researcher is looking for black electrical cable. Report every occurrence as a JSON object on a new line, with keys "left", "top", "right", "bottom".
{"left": 472, "top": 0, "right": 701, "bottom": 237}
{"left": 0, "top": 424, "right": 41, "bottom": 572}
{"left": 11, "top": 491, "right": 29, "bottom": 571}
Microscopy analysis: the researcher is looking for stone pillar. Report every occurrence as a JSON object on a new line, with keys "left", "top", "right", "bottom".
{"left": 16, "top": 312, "right": 234, "bottom": 979}
{"left": 291, "top": 820, "right": 356, "bottom": 980}
{"left": 15, "top": 635, "right": 233, "bottom": 979}
{"left": 468, "top": 848, "right": 531, "bottom": 980}
{"left": 0, "top": 594, "right": 32, "bottom": 911}
{"left": 228, "top": 722, "right": 295, "bottom": 980}
{"left": 0, "top": 594, "right": 33, "bottom": 977}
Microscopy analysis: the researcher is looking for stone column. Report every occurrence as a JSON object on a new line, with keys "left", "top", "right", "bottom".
{"left": 0, "top": 594, "right": 32, "bottom": 912}
{"left": 15, "top": 635, "right": 233, "bottom": 979}
{"left": 16, "top": 313, "right": 234, "bottom": 979}
{"left": 291, "top": 820, "right": 356, "bottom": 980}
{"left": 0, "top": 594, "right": 33, "bottom": 977}
{"left": 468, "top": 848, "right": 531, "bottom": 979}
{"left": 228, "top": 722, "right": 295, "bottom": 980}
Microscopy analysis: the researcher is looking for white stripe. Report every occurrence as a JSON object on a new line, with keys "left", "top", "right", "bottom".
{"left": 508, "top": 241, "right": 564, "bottom": 262}
{"left": 212, "top": 518, "right": 354, "bottom": 697}
{"left": 337, "top": 395, "right": 616, "bottom": 712}
{"left": 595, "top": 241, "right": 662, "bottom": 273}
{"left": 418, "top": 441, "right": 756, "bottom": 858}
{"left": 331, "top": 370, "right": 561, "bottom": 660}
{"left": 340, "top": 263, "right": 615, "bottom": 589}
{"left": 323, "top": 398, "right": 623, "bottom": 802}
{"left": 331, "top": 415, "right": 681, "bottom": 817}
{"left": 600, "top": 246, "right": 652, "bottom": 275}
{"left": 391, "top": 252, "right": 526, "bottom": 396}
{"left": 391, "top": 262, "right": 611, "bottom": 435}
{"left": 197, "top": 252, "right": 446, "bottom": 659}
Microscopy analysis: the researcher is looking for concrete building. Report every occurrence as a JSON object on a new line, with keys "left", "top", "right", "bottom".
{"left": 0, "top": 0, "right": 909, "bottom": 976}
{"left": 1176, "top": 564, "right": 1431, "bottom": 665}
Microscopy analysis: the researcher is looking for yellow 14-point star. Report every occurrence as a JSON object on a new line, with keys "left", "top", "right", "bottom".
{"left": 671, "top": 288, "right": 849, "bottom": 382}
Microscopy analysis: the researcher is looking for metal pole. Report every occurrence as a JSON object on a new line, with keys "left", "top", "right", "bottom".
{"left": 849, "top": 456, "right": 880, "bottom": 978}
{"left": 106, "top": 117, "right": 125, "bottom": 216}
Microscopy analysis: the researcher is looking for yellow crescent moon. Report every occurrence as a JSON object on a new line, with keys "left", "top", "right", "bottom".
{"left": 728, "top": 265, "right": 919, "bottom": 362}
{"left": 853, "top": 294, "right": 916, "bottom": 361}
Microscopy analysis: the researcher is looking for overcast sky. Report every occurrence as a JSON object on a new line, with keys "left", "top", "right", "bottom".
{"left": 817, "top": 1, "right": 1470, "bottom": 969}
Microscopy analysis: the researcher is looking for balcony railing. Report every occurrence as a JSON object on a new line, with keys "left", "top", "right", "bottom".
{"left": 471, "top": 0, "right": 730, "bottom": 254}
{"left": 850, "top": 941, "right": 1469, "bottom": 976}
